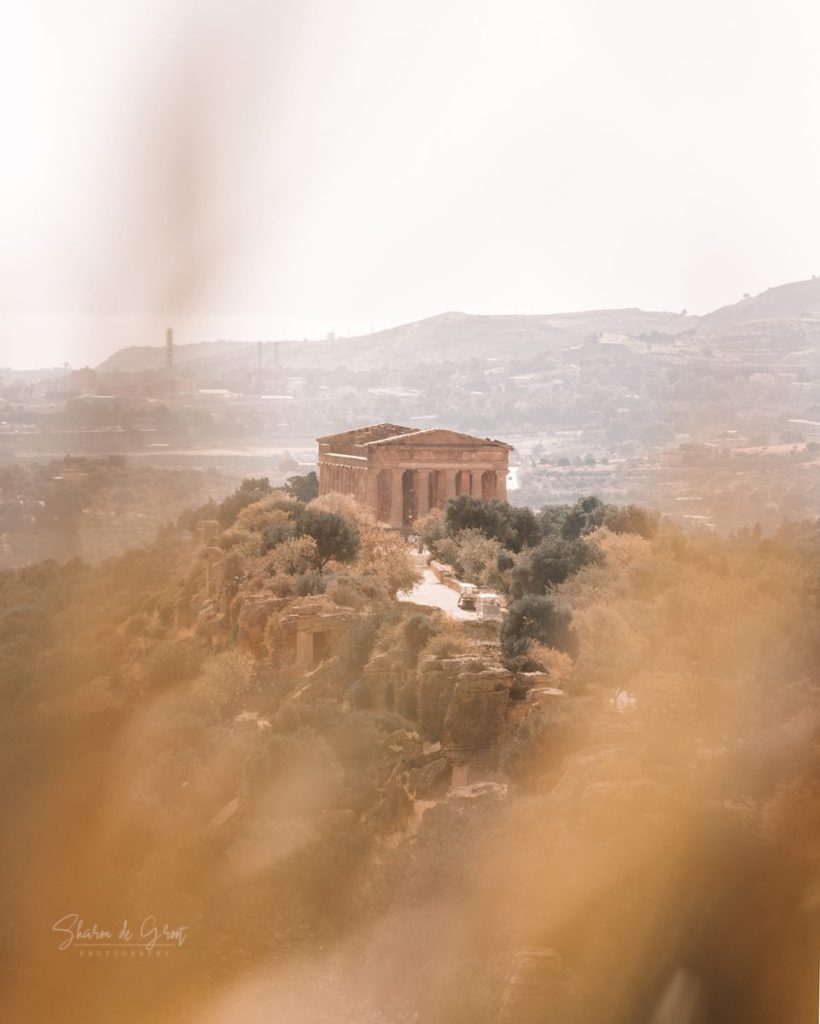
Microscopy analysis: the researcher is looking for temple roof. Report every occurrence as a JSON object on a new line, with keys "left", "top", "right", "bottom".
{"left": 362, "top": 427, "right": 511, "bottom": 449}
{"left": 316, "top": 423, "right": 414, "bottom": 445}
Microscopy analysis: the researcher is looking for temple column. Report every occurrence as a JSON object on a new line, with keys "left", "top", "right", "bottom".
{"left": 416, "top": 471, "right": 430, "bottom": 518}
{"left": 390, "top": 469, "right": 404, "bottom": 528}
{"left": 366, "top": 466, "right": 379, "bottom": 517}
{"left": 445, "top": 469, "right": 458, "bottom": 500}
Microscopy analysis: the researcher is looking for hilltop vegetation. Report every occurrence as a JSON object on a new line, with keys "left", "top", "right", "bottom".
{"left": 0, "top": 482, "right": 819, "bottom": 1021}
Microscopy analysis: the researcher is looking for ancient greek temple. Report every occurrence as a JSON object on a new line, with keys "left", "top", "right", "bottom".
{"left": 317, "top": 423, "right": 511, "bottom": 529}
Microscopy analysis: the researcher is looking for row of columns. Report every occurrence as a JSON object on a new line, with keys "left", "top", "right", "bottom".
{"left": 382, "top": 467, "right": 501, "bottom": 528}
{"left": 322, "top": 460, "right": 503, "bottom": 529}
{"left": 320, "top": 461, "right": 367, "bottom": 502}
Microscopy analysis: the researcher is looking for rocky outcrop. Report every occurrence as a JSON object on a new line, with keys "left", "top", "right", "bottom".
{"left": 377, "top": 653, "right": 556, "bottom": 780}
{"left": 377, "top": 732, "right": 453, "bottom": 800}
{"left": 361, "top": 650, "right": 408, "bottom": 711}
{"left": 416, "top": 656, "right": 479, "bottom": 741}
{"left": 406, "top": 747, "right": 452, "bottom": 799}
{"left": 361, "top": 636, "right": 559, "bottom": 789}
{"left": 235, "top": 593, "right": 288, "bottom": 652}
{"left": 442, "top": 666, "right": 515, "bottom": 773}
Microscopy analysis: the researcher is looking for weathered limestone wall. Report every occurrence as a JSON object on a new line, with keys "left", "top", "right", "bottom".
{"left": 442, "top": 666, "right": 516, "bottom": 773}
{"left": 264, "top": 596, "right": 357, "bottom": 674}
{"left": 359, "top": 646, "right": 553, "bottom": 785}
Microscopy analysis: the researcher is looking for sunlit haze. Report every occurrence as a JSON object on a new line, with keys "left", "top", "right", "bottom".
{"left": 2, "top": 0, "right": 820, "bottom": 366}
{"left": 5, "top": 6, "right": 820, "bottom": 1021}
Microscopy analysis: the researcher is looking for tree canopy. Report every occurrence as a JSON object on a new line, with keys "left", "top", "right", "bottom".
{"left": 285, "top": 471, "right": 319, "bottom": 503}
{"left": 296, "top": 507, "right": 361, "bottom": 572}
{"left": 500, "top": 593, "right": 577, "bottom": 663}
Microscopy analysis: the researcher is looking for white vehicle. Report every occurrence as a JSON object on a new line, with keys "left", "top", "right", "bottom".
{"left": 476, "top": 592, "right": 502, "bottom": 621}
{"left": 457, "top": 583, "right": 479, "bottom": 611}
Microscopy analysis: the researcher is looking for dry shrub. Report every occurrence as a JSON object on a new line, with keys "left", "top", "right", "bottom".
{"left": 267, "top": 536, "right": 318, "bottom": 576}
{"left": 311, "top": 493, "right": 421, "bottom": 596}
{"left": 525, "top": 642, "right": 575, "bottom": 685}
{"left": 234, "top": 497, "right": 294, "bottom": 534}
{"left": 192, "top": 649, "right": 256, "bottom": 709}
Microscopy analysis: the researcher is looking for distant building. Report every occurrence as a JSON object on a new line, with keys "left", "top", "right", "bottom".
{"left": 50, "top": 366, "right": 99, "bottom": 396}
{"left": 317, "top": 422, "right": 511, "bottom": 530}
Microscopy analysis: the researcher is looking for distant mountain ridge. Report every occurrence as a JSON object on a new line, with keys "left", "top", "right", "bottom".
{"left": 94, "top": 277, "right": 820, "bottom": 375}
{"left": 96, "top": 308, "right": 696, "bottom": 375}
{"left": 695, "top": 277, "right": 820, "bottom": 333}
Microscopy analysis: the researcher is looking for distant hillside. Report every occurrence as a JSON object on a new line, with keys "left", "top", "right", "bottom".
{"left": 695, "top": 277, "right": 820, "bottom": 333}
{"left": 331, "top": 309, "right": 696, "bottom": 367}
{"left": 97, "top": 340, "right": 249, "bottom": 373}
{"left": 96, "top": 308, "right": 696, "bottom": 376}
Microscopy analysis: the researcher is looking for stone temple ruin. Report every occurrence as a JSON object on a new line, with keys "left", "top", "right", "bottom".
{"left": 317, "top": 423, "right": 511, "bottom": 530}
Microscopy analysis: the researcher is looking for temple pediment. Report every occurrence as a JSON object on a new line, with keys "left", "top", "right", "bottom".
{"left": 363, "top": 428, "right": 511, "bottom": 449}
{"left": 316, "top": 423, "right": 413, "bottom": 445}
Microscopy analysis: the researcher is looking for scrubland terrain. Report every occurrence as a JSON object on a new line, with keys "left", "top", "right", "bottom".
{"left": 1, "top": 479, "right": 819, "bottom": 1022}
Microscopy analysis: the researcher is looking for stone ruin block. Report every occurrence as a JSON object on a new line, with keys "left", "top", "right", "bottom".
{"left": 264, "top": 596, "right": 358, "bottom": 674}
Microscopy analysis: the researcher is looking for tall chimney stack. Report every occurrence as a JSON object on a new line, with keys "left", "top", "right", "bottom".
{"left": 165, "top": 327, "right": 174, "bottom": 371}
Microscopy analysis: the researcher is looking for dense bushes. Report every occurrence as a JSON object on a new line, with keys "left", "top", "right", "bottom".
{"left": 500, "top": 594, "right": 577, "bottom": 664}
{"left": 444, "top": 495, "right": 540, "bottom": 552}
{"left": 217, "top": 477, "right": 273, "bottom": 527}
{"left": 508, "top": 535, "right": 603, "bottom": 597}
{"left": 210, "top": 482, "right": 417, "bottom": 599}
{"left": 3, "top": 484, "right": 820, "bottom": 1022}
{"left": 422, "top": 493, "right": 658, "bottom": 599}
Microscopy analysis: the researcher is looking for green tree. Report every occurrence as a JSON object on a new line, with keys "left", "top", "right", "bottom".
{"left": 602, "top": 504, "right": 658, "bottom": 539}
{"left": 560, "top": 495, "right": 605, "bottom": 540}
{"left": 217, "top": 477, "right": 273, "bottom": 527}
{"left": 500, "top": 594, "right": 577, "bottom": 661}
{"left": 444, "top": 495, "right": 539, "bottom": 552}
{"left": 285, "top": 471, "right": 319, "bottom": 502}
{"left": 296, "top": 507, "right": 360, "bottom": 572}
{"left": 509, "top": 536, "right": 602, "bottom": 597}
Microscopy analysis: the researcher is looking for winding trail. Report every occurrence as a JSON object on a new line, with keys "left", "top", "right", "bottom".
{"left": 398, "top": 567, "right": 477, "bottom": 620}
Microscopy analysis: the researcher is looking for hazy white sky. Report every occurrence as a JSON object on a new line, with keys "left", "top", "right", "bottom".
{"left": 2, "top": 0, "right": 820, "bottom": 367}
